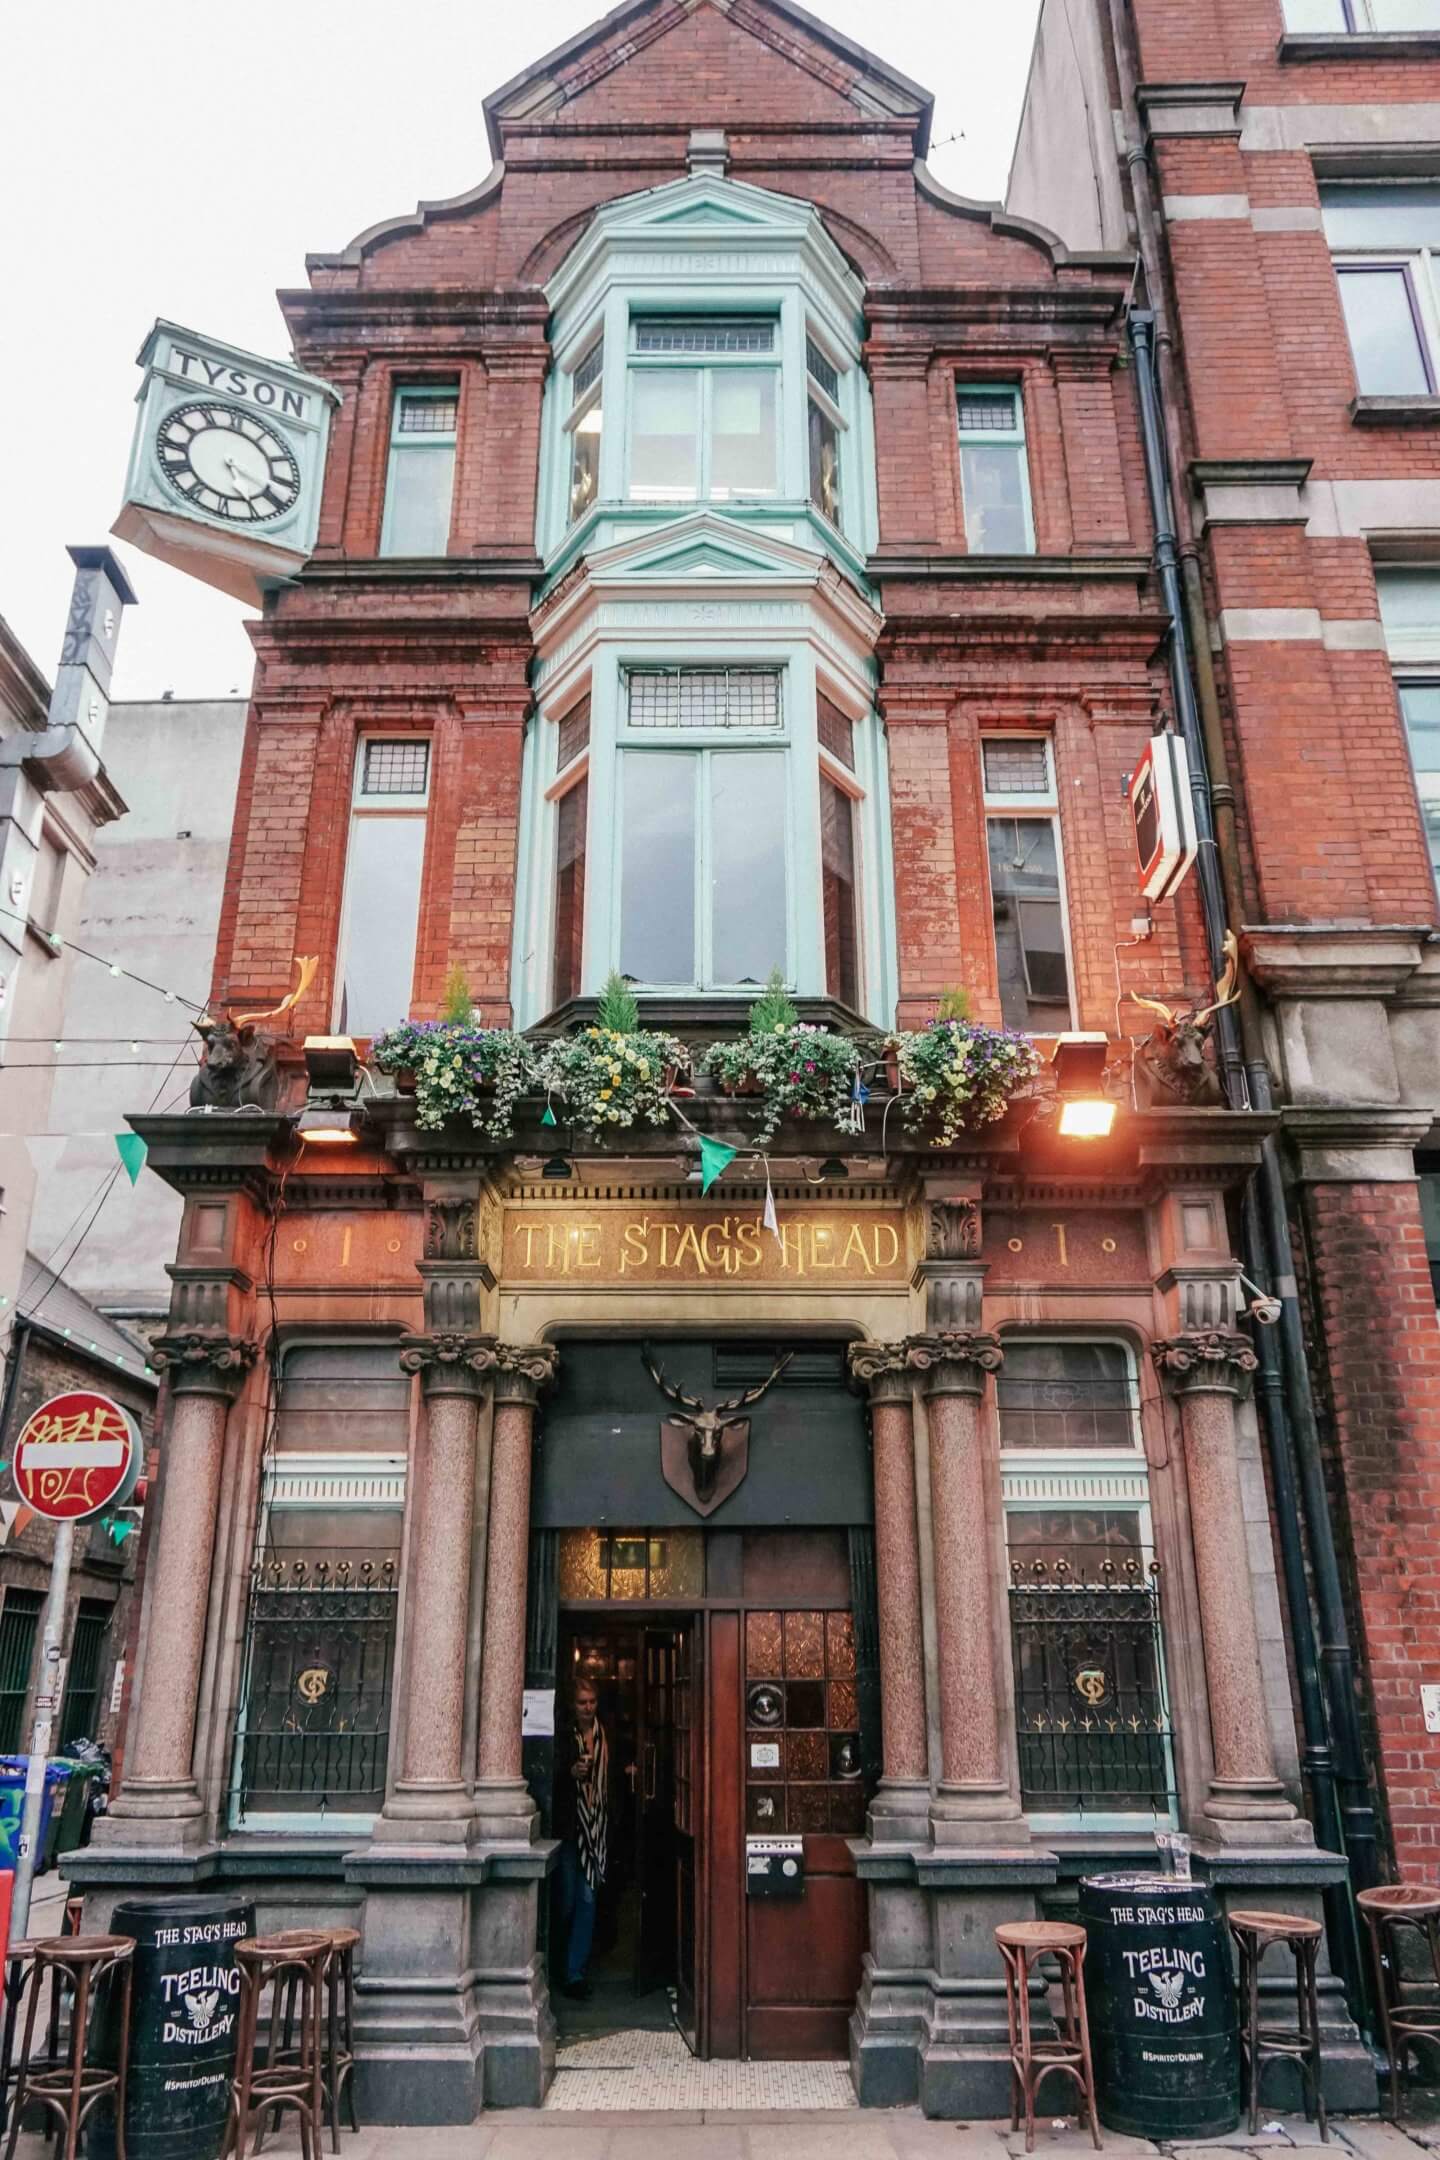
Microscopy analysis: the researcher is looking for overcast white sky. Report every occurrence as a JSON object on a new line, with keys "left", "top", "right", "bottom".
{"left": 2, "top": 1, "right": 1042, "bottom": 703}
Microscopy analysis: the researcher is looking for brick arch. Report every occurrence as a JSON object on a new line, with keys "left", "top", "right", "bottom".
{"left": 520, "top": 187, "right": 892, "bottom": 296}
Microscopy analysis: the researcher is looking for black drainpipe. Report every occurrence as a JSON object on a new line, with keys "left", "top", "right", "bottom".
{"left": 1129, "top": 310, "right": 1376, "bottom": 2021}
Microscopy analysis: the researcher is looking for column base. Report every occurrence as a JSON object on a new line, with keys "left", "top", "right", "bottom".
{"left": 373, "top": 1783, "right": 475, "bottom": 1844}
{"left": 867, "top": 1780, "right": 932, "bottom": 1848}
{"left": 473, "top": 1777, "right": 539, "bottom": 1843}
{"left": 1198, "top": 1791, "right": 1313, "bottom": 1843}
{"left": 929, "top": 1782, "right": 1029, "bottom": 1849}
{"left": 88, "top": 1787, "right": 210, "bottom": 1851}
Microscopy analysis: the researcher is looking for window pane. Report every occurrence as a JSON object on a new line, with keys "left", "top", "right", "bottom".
{"left": 569, "top": 397, "right": 602, "bottom": 523}
{"left": 621, "top": 754, "right": 696, "bottom": 982}
{"left": 338, "top": 814, "right": 426, "bottom": 1035}
{"left": 710, "top": 371, "right": 778, "bottom": 499}
{"left": 276, "top": 1342, "right": 410, "bottom": 1454}
{"left": 397, "top": 394, "right": 457, "bottom": 435}
{"left": 998, "top": 1341, "right": 1138, "bottom": 1451}
{"left": 959, "top": 390, "right": 1021, "bottom": 432}
{"left": 382, "top": 443, "right": 456, "bottom": 554}
{"left": 808, "top": 398, "right": 842, "bottom": 525}
{"left": 961, "top": 443, "right": 1031, "bottom": 553}
{"left": 1337, "top": 267, "right": 1432, "bottom": 394}
{"left": 983, "top": 739, "right": 1050, "bottom": 796}
{"left": 627, "top": 668, "right": 781, "bottom": 730}
{"left": 628, "top": 371, "right": 699, "bottom": 501}
{"left": 573, "top": 341, "right": 604, "bottom": 400}
{"left": 634, "top": 318, "right": 775, "bottom": 353}
{"left": 1399, "top": 680, "right": 1440, "bottom": 886}
{"left": 1373, "top": 0, "right": 1440, "bottom": 23}
{"left": 1322, "top": 182, "right": 1440, "bottom": 250}
{"left": 820, "top": 773, "right": 859, "bottom": 1009}
{"left": 806, "top": 336, "right": 841, "bottom": 401}
{"left": 362, "top": 739, "right": 429, "bottom": 797}
{"left": 1008, "top": 1507, "right": 1144, "bottom": 1573}
{"left": 557, "top": 694, "right": 591, "bottom": 769}
{"left": 817, "top": 693, "right": 855, "bottom": 768}
{"left": 710, "top": 753, "right": 787, "bottom": 984}
{"left": 1283, "top": 0, "right": 1348, "bottom": 25}
{"left": 552, "top": 778, "right": 588, "bottom": 1006}
{"left": 987, "top": 817, "right": 1070, "bottom": 1030}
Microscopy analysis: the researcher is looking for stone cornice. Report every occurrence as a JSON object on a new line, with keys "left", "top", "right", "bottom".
{"left": 1242, "top": 924, "right": 1430, "bottom": 998}
{"left": 868, "top": 552, "right": 1151, "bottom": 585}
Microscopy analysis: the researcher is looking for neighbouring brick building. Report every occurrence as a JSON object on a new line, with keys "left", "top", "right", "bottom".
{"left": 1010, "top": 0, "right": 1440, "bottom": 1922}
{"left": 75, "top": 0, "right": 1440, "bottom": 2124}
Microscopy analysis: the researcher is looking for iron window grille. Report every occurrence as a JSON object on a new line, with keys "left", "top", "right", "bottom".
{"left": 0, "top": 1591, "right": 41, "bottom": 1755}
{"left": 59, "top": 1602, "right": 109, "bottom": 1749}
{"left": 633, "top": 317, "right": 776, "bottom": 353}
{"left": 625, "top": 666, "right": 782, "bottom": 731}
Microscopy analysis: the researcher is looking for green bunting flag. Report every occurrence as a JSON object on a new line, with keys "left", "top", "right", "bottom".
{"left": 106, "top": 1518, "right": 137, "bottom": 1548}
{"left": 697, "top": 1134, "right": 737, "bottom": 1195}
{"left": 115, "top": 1132, "right": 148, "bottom": 1186}
{"left": 541, "top": 1103, "right": 557, "bottom": 1128}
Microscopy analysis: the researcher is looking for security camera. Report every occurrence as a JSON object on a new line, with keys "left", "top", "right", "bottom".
{"left": 1248, "top": 1293, "right": 1282, "bottom": 1328}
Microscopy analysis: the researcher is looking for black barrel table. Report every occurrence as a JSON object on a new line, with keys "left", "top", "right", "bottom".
{"left": 1080, "top": 1872, "right": 1240, "bottom": 2139}
{"left": 91, "top": 1894, "right": 254, "bottom": 2160}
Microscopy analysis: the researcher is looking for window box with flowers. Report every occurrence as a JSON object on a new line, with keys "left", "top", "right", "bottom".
{"left": 702, "top": 973, "right": 867, "bottom": 1146}
{"left": 538, "top": 974, "right": 689, "bottom": 1140}
{"left": 886, "top": 1018, "right": 1041, "bottom": 1147}
{"left": 370, "top": 1019, "right": 540, "bottom": 1141}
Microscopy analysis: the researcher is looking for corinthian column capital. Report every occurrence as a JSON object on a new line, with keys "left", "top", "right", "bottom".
{"left": 399, "top": 1330, "right": 498, "bottom": 1399}
{"left": 1151, "top": 1328, "right": 1258, "bottom": 1399}
{"left": 150, "top": 1332, "right": 259, "bottom": 1399}
{"left": 479, "top": 1340, "right": 559, "bottom": 1409}
{"left": 846, "top": 1340, "right": 913, "bottom": 1406}
{"left": 906, "top": 1330, "right": 1004, "bottom": 1401}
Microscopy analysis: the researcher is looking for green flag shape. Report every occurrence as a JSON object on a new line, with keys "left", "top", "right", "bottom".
{"left": 698, "top": 1134, "right": 737, "bottom": 1195}
{"left": 115, "top": 1132, "right": 148, "bottom": 1186}
{"left": 541, "top": 1103, "right": 557, "bottom": 1128}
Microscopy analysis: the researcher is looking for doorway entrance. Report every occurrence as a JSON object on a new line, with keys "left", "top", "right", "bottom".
{"left": 553, "top": 1614, "right": 699, "bottom": 2044}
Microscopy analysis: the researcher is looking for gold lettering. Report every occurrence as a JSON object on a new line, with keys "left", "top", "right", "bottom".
{"left": 810, "top": 1224, "right": 837, "bottom": 1270}
{"left": 574, "top": 1224, "right": 601, "bottom": 1270}
{"left": 658, "top": 1223, "right": 678, "bottom": 1268}
{"left": 518, "top": 1224, "right": 544, "bottom": 1267}
{"left": 780, "top": 1222, "right": 806, "bottom": 1275}
{"left": 735, "top": 1218, "right": 762, "bottom": 1269}
{"left": 340, "top": 1225, "right": 352, "bottom": 1269}
{"left": 701, "top": 1221, "right": 732, "bottom": 1275}
{"left": 673, "top": 1224, "right": 707, "bottom": 1273}
{"left": 1052, "top": 1222, "right": 1069, "bottom": 1269}
{"left": 873, "top": 1223, "right": 900, "bottom": 1270}
{"left": 841, "top": 1222, "right": 875, "bottom": 1275}
{"left": 620, "top": 1219, "right": 650, "bottom": 1274}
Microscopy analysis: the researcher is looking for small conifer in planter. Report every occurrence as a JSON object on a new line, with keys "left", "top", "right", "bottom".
{"left": 538, "top": 973, "right": 688, "bottom": 1139}
{"left": 371, "top": 993, "right": 539, "bottom": 1141}
{"left": 885, "top": 1010, "right": 1041, "bottom": 1147}
{"left": 703, "top": 970, "right": 864, "bottom": 1146}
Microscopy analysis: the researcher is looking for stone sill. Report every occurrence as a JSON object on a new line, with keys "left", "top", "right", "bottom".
{"left": 298, "top": 554, "right": 544, "bottom": 585}
{"left": 1279, "top": 28, "right": 1440, "bottom": 60}
{"left": 867, "top": 550, "right": 1150, "bottom": 583}
{"left": 1351, "top": 394, "right": 1440, "bottom": 427}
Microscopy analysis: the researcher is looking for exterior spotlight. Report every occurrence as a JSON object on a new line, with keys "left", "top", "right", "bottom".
{"left": 297, "top": 1102, "right": 360, "bottom": 1145}
{"left": 1058, "top": 1098, "right": 1117, "bottom": 1139}
{"left": 542, "top": 1152, "right": 575, "bottom": 1179}
{"left": 818, "top": 1157, "right": 849, "bottom": 1181}
{"left": 1050, "top": 1032, "right": 1116, "bottom": 1141}
{"left": 303, "top": 1035, "right": 360, "bottom": 1090}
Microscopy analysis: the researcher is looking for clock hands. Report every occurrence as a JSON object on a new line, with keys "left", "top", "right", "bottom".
{"left": 223, "top": 451, "right": 268, "bottom": 500}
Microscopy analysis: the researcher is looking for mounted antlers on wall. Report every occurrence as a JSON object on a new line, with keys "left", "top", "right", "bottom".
{"left": 1129, "top": 931, "right": 1241, "bottom": 1108}
{"left": 641, "top": 1344, "right": 793, "bottom": 1517}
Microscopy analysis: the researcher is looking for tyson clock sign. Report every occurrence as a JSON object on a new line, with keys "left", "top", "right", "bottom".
{"left": 113, "top": 321, "right": 339, "bottom": 606}
{"left": 13, "top": 1391, "right": 141, "bottom": 1523}
{"left": 1128, "top": 734, "right": 1198, "bottom": 903}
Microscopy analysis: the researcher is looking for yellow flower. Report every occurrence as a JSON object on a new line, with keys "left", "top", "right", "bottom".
{"left": 610, "top": 1067, "right": 622, "bottom": 1083}
{"left": 600, "top": 1087, "right": 613, "bottom": 1100}
{"left": 637, "top": 1060, "right": 650, "bottom": 1078}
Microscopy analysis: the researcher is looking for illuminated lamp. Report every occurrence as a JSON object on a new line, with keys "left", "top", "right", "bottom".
{"left": 297, "top": 1102, "right": 361, "bottom": 1145}
{"left": 1050, "top": 1033, "right": 1117, "bottom": 1140}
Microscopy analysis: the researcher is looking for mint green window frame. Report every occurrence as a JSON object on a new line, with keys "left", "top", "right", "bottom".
{"left": 957, "top": 384, "right": 1036, "bottom": 556}
{"left": 625, "top": 315, "right": 782, "bottom": 506}
{"left": 380, "top": 385, "right": 458, "bottom": 557}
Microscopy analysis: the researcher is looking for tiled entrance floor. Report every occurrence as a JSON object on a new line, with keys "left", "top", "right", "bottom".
{"left": 543, "top": 2026, "right": 858, "bottom": 2110}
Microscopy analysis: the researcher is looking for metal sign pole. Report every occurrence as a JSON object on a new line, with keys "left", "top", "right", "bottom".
{"left": 10, "top": 1519, "right": 74, "bottom": 1944}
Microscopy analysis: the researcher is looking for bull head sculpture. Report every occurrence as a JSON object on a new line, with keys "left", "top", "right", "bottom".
{"left": 641, "top": 1344, "right": 793, "bottom": 1516}
{"left": 1129, "top": 932, "right": 1240, "bottom": 1108}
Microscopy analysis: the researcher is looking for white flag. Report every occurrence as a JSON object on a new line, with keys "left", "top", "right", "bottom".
{"left": 762, "top": 1178, "right": 780, "bottom": 1242}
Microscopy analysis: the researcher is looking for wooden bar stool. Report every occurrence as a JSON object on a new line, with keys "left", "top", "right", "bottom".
{"left": 1228, "top": 1909, "right": 1328, "bottom": 2140}
{"left": 1, "top": 1934, "right": 133, "bottom": 2160}
{"left": 224, "top": 1932, "right": 329, "bottom": 2160}
{"left": 996, "top": 1920, "right": 1102, "bottom": 2154}
{"left": 1357, "top": 1884, "right": 1440, "bottom": 2123}
{"left": 321, "top": 1926, "right": 361, "bottom": 2149}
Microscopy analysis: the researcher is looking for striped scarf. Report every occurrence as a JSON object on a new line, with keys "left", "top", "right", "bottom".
{"left": 574, "top": 1719, "right": 609, "bottom": 1890}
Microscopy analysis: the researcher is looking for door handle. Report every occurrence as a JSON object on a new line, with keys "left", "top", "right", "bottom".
{"left": 644, "top": 1741, "right": 657, "bottom": 1802}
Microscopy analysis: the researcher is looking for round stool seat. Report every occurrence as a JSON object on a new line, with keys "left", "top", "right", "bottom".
{"left": 1230, "top": 1910, "right": 1324, "bottom": 1943}
{"left": 996, "top": 1920, "right": 1088, "bottom": 1952}
{"left": 1358, "top": 1884, "right": 1440, "bottom": 1917}
{"left": 2, "top": 1931, "right": 133, "bottom": 2160}
{"left": 325, "top": 1925, "right": 361, "bottom": 1952}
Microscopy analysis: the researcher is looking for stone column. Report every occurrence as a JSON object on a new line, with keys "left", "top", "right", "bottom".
{"left": 474, "top": 1343, "right": 558, "bottom": 1841}
{"left": 378, "top": 1331, "right": 490, "bottom": 1839}
{"left": 1153, "top": 1329, "right": 1296, "bottom": 1830}
{"left": 848, "top": 1343, "right": 930, "bottom": 1843}
{"left": 910, "top": 1331, "right": 1026, "bottom": 1845}
{"left": 109, "top": 1333, "right": 257, "bottom": 1826}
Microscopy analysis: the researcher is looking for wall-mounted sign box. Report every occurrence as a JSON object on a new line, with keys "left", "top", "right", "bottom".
{"left": 1128, "top": 734, "right": 1198, "bottom": 904}
{"left": 113, "top": 321, "right": 339, "bottom": 605}
{"left": 746, "top": 1836, "right": 804, "bottom": 1898}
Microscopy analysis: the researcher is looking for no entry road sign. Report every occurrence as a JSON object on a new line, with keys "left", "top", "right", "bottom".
{"left": 13, "top": 1391, "right": 140, "bottom": 1522}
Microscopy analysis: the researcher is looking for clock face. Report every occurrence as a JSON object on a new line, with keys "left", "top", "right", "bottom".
{"left": 154, "top": 401, "right": 302, "bottom": 524}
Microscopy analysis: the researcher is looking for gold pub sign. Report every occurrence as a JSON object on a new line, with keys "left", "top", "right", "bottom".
{"left": 502, "top": 1207, "right": 908, "bottom": 1284}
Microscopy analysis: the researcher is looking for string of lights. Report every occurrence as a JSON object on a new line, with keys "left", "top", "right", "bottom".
{"left": 0, "top": 903, "right": 207, "bottom": 1011}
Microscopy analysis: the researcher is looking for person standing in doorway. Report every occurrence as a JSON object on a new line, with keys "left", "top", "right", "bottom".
{"left": 555, "top": 1676, "right": 609, "bottom": 1999}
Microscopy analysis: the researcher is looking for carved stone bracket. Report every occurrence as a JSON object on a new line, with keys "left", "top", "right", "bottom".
{"left": 425, "top": 1194, "right": 478, "bottom": 1261}
{"left": 906, "top": 1330, "right": 1004, "bottom": 1400}
{"left": 1151, "top": 1328, "right": 1258, "bottom": 1399}
{"left": 150, "top": 1332, "right": 259, "bottom": 1399}
{"left": 846, "top": 1340, "right": 912, "bottom": 1407}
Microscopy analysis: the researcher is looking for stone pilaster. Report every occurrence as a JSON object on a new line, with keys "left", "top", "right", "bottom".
{"left": 848, "top": 1343, "right": 930, "bottom": 1843}
{"left": 474, "top": 1343, "right": 558, "bottom": 1841}
{"left": 376, "top": 1331, "right": 493, "bottom": 1840}
{"left": 1153, "top": 1328, "right": 1300, "bottom": 1836}
{"left": 908, "top": 1331, "right": 1026, "bottom": 1846}
{"left": 106, "top": 1332, "right": 257, "bottom": 1836}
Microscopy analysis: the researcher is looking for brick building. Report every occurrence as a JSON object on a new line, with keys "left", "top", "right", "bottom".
{"left": 72, "top": 0, "right": 1418, "bottom": 2123}
{"left": 1010, "top": 0, "right": 1440, "bottom": 1947}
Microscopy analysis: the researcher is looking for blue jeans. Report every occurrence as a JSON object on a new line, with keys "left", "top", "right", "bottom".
{"left": 558, "top": 1838, "right": 596, "bottom": 1985}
